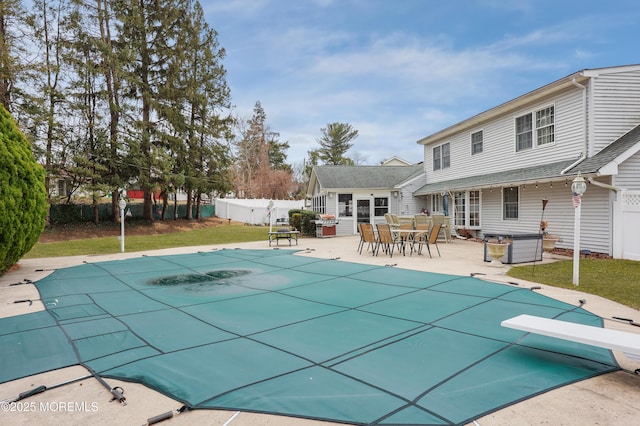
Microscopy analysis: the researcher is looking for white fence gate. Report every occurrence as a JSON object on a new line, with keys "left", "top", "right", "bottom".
{"left": 622, "top": 191, "right": 640, "bottom": 260}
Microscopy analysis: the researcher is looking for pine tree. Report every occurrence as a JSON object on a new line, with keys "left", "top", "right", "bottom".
{"left": 316, "top": 122, "right": 358, "bottom": 165}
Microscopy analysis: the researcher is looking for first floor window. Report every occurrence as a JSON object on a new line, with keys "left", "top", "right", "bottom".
{"left": 503, "top": 187, "right": 519, "bottom": 220}
{"left": 469, "top": 190, "right": 480, "bottom": 227}
{"left": 312, "top": 195, "right": 326, "bottom": 214}
{"left": 431, "top": 193, "right": 442, "bottom": 213}
{"left": 454, "top": 192, "right": 466, "bottom": 227}
{"left": 338, "top": 194, "right": 352, "bottom": 216}
{"left": 374, "top": 197, "right": 389, "bottom": 216}
{"left": 453, "top": 190, "right": 481, "bottom": 229}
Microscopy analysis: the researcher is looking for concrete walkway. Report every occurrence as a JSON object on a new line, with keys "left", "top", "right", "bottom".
{"left": 1, "top": 235, "right": 639, "bottom": 425}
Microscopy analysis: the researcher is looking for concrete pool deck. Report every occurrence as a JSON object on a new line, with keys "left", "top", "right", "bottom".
{"left": 1, "top": 235, "right": 639, "bottom": 425}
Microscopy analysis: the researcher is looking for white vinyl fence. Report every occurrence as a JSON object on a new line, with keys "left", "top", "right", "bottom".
{"left": 622, "top": 191, "right": 640, "bottom": 260}
{"left": 214, "top": 198, "right": 306, "bottom": 226}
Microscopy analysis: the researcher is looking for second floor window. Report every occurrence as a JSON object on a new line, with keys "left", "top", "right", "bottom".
{"left": 471, "top": 131, "right": 483, "bottom": 155}
{"left": 536, "top": 106, "right": 554, "bottom": 145}
{"left": 516, "top": 105, "right": 555, "bottom": 151}
{"left": 516, "top": 114, "right": 532, "bottom": 151}
{"left": 433, "top": 142, "right": 450, "bottom": 170}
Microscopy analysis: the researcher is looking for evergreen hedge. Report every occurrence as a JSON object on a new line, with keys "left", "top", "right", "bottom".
{"left": 0, "top": 105, "right": 48, "bottom": 274}
{"left": 288, "top": 209, "right": 319, "bottom": 236}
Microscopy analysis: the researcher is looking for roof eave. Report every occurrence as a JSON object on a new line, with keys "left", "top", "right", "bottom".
{"left": 417, "top": 71, "right": 588, "bottom": 146}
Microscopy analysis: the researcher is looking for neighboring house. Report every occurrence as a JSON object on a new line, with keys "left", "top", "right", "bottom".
{"left": 307, "top": 163, "right": 425, "bottom": 235}
{"left": 380, "top": 155, "right": 413, "bottom": 166}
{"left": 414, "top": 64, "right": 640, "bottom": 260}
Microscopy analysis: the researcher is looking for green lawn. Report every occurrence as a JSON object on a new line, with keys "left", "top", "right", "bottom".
{"left": 24, "top": 224, "right": 270, "bottom": 258}
{"left": 508, "top": 259, "right": 640, "bottom": 310}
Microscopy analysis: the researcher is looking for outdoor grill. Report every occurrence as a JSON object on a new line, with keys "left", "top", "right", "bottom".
{"left": 314, "top": 214, "right": 337, "bottom": 238}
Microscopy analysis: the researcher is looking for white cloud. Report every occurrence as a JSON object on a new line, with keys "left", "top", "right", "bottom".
{"left": 208, "top": 2, "right": 640, "bottom": 166}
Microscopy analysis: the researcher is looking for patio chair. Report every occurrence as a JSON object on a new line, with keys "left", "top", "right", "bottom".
{"left": 358, "top": 223, "right": 377, "bottom": 255}
{"left": 412, "top": 223, "right": 441, "bottom": 258}
{"left": 389, "top": 214, "right": 400, "bottom": 228}
{"left": 408, "top": 222, "right": 429, "bottom": 255}
{"left": 397, "top": 222, "right": 413, "bottom": 255}
{"left": 414, "top": 214, "right": 429, "bottom": 226}
{"left": 431, "top": 214, "right": 451, "bottom": 243}
{"left": 357, "top": 223, "right": 364, "bottom": 253}
{"left": 375, "top": 223, "right": 396, "bottom": 257}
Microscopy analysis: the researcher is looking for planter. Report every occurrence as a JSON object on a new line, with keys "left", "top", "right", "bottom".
{"left": 486, "top": 242, "right": 510, "bottom": 267}
{"left": 542, "top": 237, "right": 559, "bottom": 257}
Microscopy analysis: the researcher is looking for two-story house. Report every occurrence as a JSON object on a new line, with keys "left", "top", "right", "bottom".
{"left": 414, "top": 64, "right": 640, "bottom": 260}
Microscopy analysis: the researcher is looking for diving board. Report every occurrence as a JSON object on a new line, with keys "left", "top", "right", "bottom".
{"left": 502, "top": 314, "right": 640, "bottom": 363}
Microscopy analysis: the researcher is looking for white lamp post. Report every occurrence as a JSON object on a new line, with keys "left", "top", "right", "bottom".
{"left": 118, "top": 197, "right": 127, "bottom": 253}
{"left": 571, "top": 173, "right": 587, "bottom": 285}
{"left": 267, "top": 200, "right": 274, "bottom": 233}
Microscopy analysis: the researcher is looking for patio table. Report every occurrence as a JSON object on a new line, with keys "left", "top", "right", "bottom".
{"left": 268, "top": 230, "right": 300, "bottom": 246}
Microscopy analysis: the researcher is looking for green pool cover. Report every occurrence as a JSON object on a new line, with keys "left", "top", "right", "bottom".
{"left": 0, "top": 249, "right": 619, "bottom": 425}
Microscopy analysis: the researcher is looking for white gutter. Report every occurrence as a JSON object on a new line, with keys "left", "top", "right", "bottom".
{"left": 561, "top": 78, "right": 588, "bottom": 174}
{"left": 587, "top": 177, "right": 621, "bottom": 192}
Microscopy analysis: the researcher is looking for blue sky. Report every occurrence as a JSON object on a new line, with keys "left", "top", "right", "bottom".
{"left": 203, "top": 0, "right": 640, "bottom": 166}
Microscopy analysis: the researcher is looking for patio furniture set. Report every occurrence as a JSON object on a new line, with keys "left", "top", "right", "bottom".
{"left": 357, "top": 221, "right": 442, "bottom": 258}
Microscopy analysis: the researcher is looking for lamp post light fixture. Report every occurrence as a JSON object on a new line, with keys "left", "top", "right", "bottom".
{"left": 118, "top": 197, "right": 127, "bottom": 253}
{"left": 571, "top": 173, "right": 587, "bottom": 285}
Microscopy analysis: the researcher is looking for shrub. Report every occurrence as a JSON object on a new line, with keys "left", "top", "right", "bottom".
{"left": 0, "top": 105, "right": 48, "bottom": 274}
{"left": 288, "top": 209, "right": 318, "bottom": 236}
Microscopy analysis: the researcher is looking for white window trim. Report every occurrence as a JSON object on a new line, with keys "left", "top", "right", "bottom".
{"left": 433, "top": 142, "right": 451, "bottom": 171}
{"left": 453, "top": 190, "right": 482, "bottom": 229}
{"left": 535, "top": 105, "right": 555, "bottom": 146}
{"left": 468, "top": 190, "right": 481, "bottom": 229}
{"left": 502, "top": 187, "right": 519, "bottom": 221}
{"left": 514, "top": 104, "right": 556, "bottom": 153}
{"left": 471, "top": 130, "right": 484, "bottom": 155}
{"left": 433, "top": 145, "right": 441, "bottom": 171}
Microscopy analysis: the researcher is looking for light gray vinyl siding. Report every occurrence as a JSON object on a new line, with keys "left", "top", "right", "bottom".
{"left": 616, "top": 151, "right": 640, "bottom": 190}
{"left": 399, "top": 175, "right": 428, "bottom": 214}
{"left": 590, "top": 70, "right": 640, "bottom": 154}
{"left": 479, "top": 184, "right": 613, "bottom": 255}
{"left": 335, "top": 218, "right": 354, "bottom": 236}
{"left": 326, "top": 194, "right": 337, "bottom": 216}
{"left": 578, "top": 185, "right": 613, "bottom": 254}
{"left": 425, "top": 87, "right": 585, "bottom": 184}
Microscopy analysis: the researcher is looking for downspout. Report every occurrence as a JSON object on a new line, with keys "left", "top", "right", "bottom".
{"left": 561, "top": 78, "right": 588, "bottom": 174}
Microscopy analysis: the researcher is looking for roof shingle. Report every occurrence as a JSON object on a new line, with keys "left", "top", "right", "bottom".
{"left": 313, "top": 165, "right": 424, "bottom": 190}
